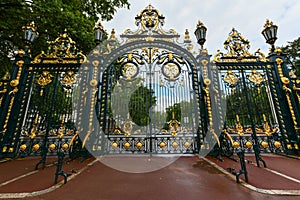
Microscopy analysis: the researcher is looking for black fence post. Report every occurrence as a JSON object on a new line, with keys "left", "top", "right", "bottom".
{"left": 54, "top": 152, "right": 68, "bottom": 184}
{"left": 236, "top": 150, "right": 248, "bottom": 183}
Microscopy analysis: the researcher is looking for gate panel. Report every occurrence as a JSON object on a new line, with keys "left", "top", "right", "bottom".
{"left": 212, "top": 28, "right": 294, "bottom": 155}
{"left": 216, "top": 64, "right": 284, "bottom": 153}
{"left": 99, "top": 49, "right": 200, "bottom": 154}
{"left": 18, "top": 64, "right": 79, "bottom": 157}
{"left": 0, "top": 31, "right": 84, "bottom": 158}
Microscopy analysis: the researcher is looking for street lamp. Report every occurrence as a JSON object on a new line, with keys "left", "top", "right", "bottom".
{"left": 194, "top": 20, "right": 207, "bottom": 50}
{"left": 22, "top": 21, "right": 38, "bottom": 45}
{"left": 261, "top": 19, "right": 278, "bottom": 52}
{"left": 94, "top": 21, "right": 105, "bottom": 45}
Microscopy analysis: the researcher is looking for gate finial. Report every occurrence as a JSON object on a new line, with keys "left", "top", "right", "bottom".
{"left": 213, "top": 28, "right": 266, "bottom": 62}
{"left": 135, "top": 4, "right": 165, "bottom": 30}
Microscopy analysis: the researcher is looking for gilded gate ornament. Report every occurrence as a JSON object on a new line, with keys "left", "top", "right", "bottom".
{"left": 36, "top": 71, "right": 53, "bottom": 96}
{"left": 119, "top": 4, "right": 185, "bottom": 47}
{"left": 247, "top": 70, "right": 264, "bottom": 93}
{"left": 213, "top": 28, "right": 267, "bottom": 63}
{"left": 248, "top": 70, "right": 264, "bottom": 85}
{"left": 32, "top": 29, "right": 86, "bottom": 64}
{"left": 141, "top": 47, "right": 159, "bottom": 64}
{"left": 162, "top": 63, "right": 180, "bottom": 81}
{"left": 60, "top": 71, "right": 77, "bottom": 86}
{"left": 121, "top": 63, "right": 139, "bottom": 80}
{"left": 60, "top": 71, "right": 77, "bottom": 95}
{"left": 222, "top": 70, "right": 239, "bottom": 93}
{"left": 223, "top": 70, "right": 238, "bottom": 85}
{"left": 223, "top": 28, "right": 252, "bottom": 57}
{"left": 235, "top": 115, "right": 244, "bottom": 136}
{"left": 168, "top": 112, "right": 181, "bottom": 137}
{"left": 135, "top": 4, "right": 165, "bottom": 30}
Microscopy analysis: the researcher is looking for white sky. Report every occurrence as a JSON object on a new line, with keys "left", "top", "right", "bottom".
{"left": 102, "top": 0, "right": 300, "bottom": 55}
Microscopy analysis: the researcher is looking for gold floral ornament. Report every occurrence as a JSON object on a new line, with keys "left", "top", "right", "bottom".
{"left": 168, "top": 112, "right": 180, "bottom": 137}
{"left": 123, "top": 114, "right": 133, "bottom": 137}
{"left": 36, "top": 71, "right": 53, "bottom": 96}
{"left": 29, "top": 115, "right": 40, "bottom": 139}
{"left": 60, "top": 71, "right": 77, "bottom": 96}
{"left": 121, "top": 63, "right": 138, "bottom": 80}
{"left": 222, "top": 70, "right": 239, "bottom": 94}
{"left": 235, "top": 114, "right": 244, "bottom": 136}
{"left": 162, "top": 63, "right": 180, "bottom": 81}
{"left": 247, "top": 70, "right": 264, "bottom": 93}
{"left": 262, "top": 114, "right": 272, "bottom": 136}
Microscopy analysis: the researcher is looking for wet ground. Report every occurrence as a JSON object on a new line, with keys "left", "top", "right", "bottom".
{"left": 0, "top": 154, "right": 300, "bottom": 200}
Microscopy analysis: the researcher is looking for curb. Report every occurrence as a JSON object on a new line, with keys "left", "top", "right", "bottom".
{"left": 201, "top": 156, "right": 300, "bottom": 196}
{"left": 0, "top": 159, "right": 97, "bottom": 199}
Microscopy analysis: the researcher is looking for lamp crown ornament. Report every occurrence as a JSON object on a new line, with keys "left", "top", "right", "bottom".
{"left": 196, "top": 20, "right": 206, "bottom": 29}
{"left": 95, "top": 20, "right": 104, "bottom": 30}
{"left": 263, "top": 19, "right": 278, "bottom": 29}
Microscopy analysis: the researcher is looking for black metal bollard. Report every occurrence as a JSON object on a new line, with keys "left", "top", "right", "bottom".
{"left": 54, "top": 151, "right": 68, "bottom": 184}
{"left": 236, "top": 150, "right": 248, "bottom": 183}
{"left": 253, "top": 144, "right": 266, "bottom": 168}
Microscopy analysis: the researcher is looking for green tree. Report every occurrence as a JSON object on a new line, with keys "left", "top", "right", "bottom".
{"left": 163, "top": 103, "right": 181, "bottom": 130}
{"left": 225, "top": 85, "right": 273, "bottom": 127}
{"left": 281, "top": 37, "right": 300, "bottom": 77}
{"left": 129, "top": 86, "right": 157, "bottom": 126}
{"left": 0, "top": 0, "right": 130, "bottom": 77}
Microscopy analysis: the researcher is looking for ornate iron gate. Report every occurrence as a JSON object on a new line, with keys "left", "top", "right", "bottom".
{"left": 78, "top": 5, "right": 213, "bottom": 155}
{"left": 211, "top": 27, "right": 300, "bottom": 159}
{"left": 0, "top": 31, "right": 84, "bottom": 159}
{"left": 98, "top": 46, "right": 201, "bottom": 154}
{"left": 1, "top": 5, "right": 299, "bottom": 159}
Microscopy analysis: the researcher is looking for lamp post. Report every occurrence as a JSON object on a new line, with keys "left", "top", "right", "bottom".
{"left": 194, "top": 20, "right": 207, "bottom": 50}
{"left": 261, "top": 19, "right": 278, "bottom": 52}
{"left": 262, "top": 19, "right": 300, "bottom": 154}
{"left": 94, "top": 21, "right": 105, "bottom": 45}
{"left": 22, "top": 21, "right": 38, "bottom": 52}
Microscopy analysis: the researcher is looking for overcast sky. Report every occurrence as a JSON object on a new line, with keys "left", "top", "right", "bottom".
{"left": 102, "top": 0, "right": 300, "bottom": 55}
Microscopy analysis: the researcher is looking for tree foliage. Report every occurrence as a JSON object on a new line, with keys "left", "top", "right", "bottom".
{"left": 129, "top": 86, "right": 156, "bottom": 126}
{"left": 225, "top": 85, "right": 273, "bottom": 127}
{"left": 0, "top": 0, "right": 130, "bottom": 77}
{"left": 281, "top": 37, "right": 300, "bottom": 77}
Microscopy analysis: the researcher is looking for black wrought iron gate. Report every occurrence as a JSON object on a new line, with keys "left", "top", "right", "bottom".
{"left": 1, "top": 5, "right": 299, "bottom": 159}
{"left": 211, "top": 28, "right": 300, "bottom": 156}
{"left": 0, "top": 31, "right": 84, "bottom": 158}
{"left": 95, "top": 46, "right": 203, "bottom": 154}
{"left": 72, "top": 5, "right": 225, "bottom": 156}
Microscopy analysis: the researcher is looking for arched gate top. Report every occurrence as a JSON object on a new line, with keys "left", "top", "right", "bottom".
{"left": 93, "top": 4, "right": 203, "bottom": 71}
{"left": 101, "top": 39, "right": 200, "bottom": 71}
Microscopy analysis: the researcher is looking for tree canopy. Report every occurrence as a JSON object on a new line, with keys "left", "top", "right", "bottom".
{"left": 129, "top": 85, "right": 156, "bottom": 126}
{"left": 281, "top": 37, "right": 300, "bottom": 77}
{"left": 0, "top": 0, "right": 130, "bottom": 77}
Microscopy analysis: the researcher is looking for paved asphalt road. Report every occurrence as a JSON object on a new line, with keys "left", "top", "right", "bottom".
{"left": 6, "top": 155, "right": 297, "bottom": 200}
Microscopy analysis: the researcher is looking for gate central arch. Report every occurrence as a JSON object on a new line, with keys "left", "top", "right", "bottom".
{"left": 99, "top": 41, "right": 202, "bottom": 154}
